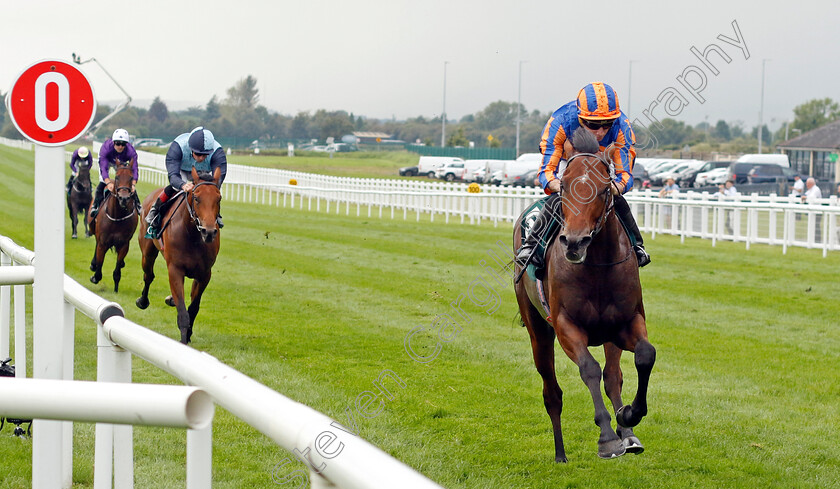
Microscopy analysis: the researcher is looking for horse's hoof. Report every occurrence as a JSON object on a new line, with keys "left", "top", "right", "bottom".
{"left": 554, "top": 455, "right": 568, "bottom": 463}
{"left": 136, "top": 297, "right": 149, "bottom": 310}
{"left": 90, "top": 275, "right": 99, "bottom": 284}
{"left": 598, "top": 439, "right": 626, "bottom": 459}
{"left": 622, "top": 435, "right": 644, "bottom": 454}
{"left": 71, "top": 234, "right": 77, "bottom": 239}
{"left": 616, "top": 405, "right": 638, "bottom": 428}
{"left": 89, "top": 264, "right": 96, "bottom": 271}
{"left": 165, "top": 296, "right": 175, "bottom": 307}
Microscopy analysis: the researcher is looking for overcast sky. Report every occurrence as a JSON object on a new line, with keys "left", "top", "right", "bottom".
{"left": 2, "top": 0, "right": 838, "bottom": 132}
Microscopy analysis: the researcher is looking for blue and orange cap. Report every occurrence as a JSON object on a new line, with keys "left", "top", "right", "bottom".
{"left": 576, "top": 82, "right": 621, "bottom": 120}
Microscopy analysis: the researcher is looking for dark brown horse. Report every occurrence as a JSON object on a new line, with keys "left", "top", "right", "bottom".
{"left": 135, "top": 167, "right": 222, "bottom": 344}
{"left": 88, "top": 160, "right": 139, "bottom": 292}
{"left": 67, "top": 160, "right": 92, "bottom": 239}
{"left": 513, "top": 128, "right": 656, "bottom": 462}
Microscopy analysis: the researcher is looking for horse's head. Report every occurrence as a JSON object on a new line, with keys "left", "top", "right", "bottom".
{"left": 114, "top": 160, "right": 135, "bottom": 209}
{"left": 189, "top": 166, "right": 222, "bottom": 243}
{"left": 555, "top": 128, "right": 615, "bottom": 264}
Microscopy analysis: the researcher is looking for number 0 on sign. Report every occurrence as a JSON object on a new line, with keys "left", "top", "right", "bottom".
{"left": 7, "top": 60, "right": 96, "bottom": 146}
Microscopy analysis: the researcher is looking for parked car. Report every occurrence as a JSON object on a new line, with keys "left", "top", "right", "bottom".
{"left": 726, "top": 162, "right": 787, "bottom": 184}
{"left": 747, "top": 164, "right": 800, "bottom": 184}
{"left": 512, "top": 168, "right": 540, "bottom": 187}
{"left": 435, "top": 162, "right": 467, "bottom": 181}
{"left": 694, "top": 167, "right": 729, "bottom": 187}
{"left": 650, "top": 160, "right": 704, "bottom": 186}
{"left": 399, "top": 166, "right": 418, "bottom": 176}
{"left": 631, "top": 162, "right": 649, "bottom": 190}
{"left": 735, "top": 153, "right": 790, "bottom": 168}
{"left": 499, "top": 157, "right": 541, "bottom": 186}
{"left": 417, "top": 156, "right": 465, "bottom": 178}
{"left": 682, "top": 160, "right": 731, "bottom": 187}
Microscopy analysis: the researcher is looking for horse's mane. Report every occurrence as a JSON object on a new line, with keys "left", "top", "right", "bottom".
{"left": 571, "top": 127, "right": 599, "bottom": 154}
{"left": 197, "top": 171, "right": 214, "bottom": 182}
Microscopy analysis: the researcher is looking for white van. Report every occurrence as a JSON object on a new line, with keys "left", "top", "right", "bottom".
{"left": 460, "top": 160, "right": 491, "bottom": 182}
{"left": 500, "top": 158, "right": 541, "bottom": 186}
{"left": 736, "top": 153, "right": 790, "bottom": 168}
{"left": 481, "top": 160, "right": 510, "bottom": 183}
{"left": 417, "top": 156, "right": 465, "bottom": 177}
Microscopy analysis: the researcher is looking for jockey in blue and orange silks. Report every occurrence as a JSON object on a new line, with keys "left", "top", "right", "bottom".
{"left": 515, "top": 82, "right": 650, "bottom": 268}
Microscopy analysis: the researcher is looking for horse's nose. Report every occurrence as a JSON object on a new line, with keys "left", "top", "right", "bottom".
{"left": 200, "top": 227, "right": 218, "bottom": 243}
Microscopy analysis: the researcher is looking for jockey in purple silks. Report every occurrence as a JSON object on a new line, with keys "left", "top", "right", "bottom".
{"left": 90, "top": 128, "right": 140, "bottom": 217}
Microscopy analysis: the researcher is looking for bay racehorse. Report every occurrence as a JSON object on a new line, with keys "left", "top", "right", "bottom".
{"left": 67, "top": 159, "right": 93, "bottom": 239}
{"left": 88, "top": 160, "right": 139, "bottom": 292}
{"left": 513, "top": 128, "right": 656, "bottom": 462}
{"left": 135, "top": 167, "right": 222, "bottom": 344}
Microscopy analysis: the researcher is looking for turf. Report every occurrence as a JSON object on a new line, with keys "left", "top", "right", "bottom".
{"left": 0, "top": 144, "right": 838, "bottom": 488}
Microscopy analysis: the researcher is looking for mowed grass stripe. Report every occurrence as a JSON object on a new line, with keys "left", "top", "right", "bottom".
{"left": 0, "top": 145, "right": 838, "bottom": 488}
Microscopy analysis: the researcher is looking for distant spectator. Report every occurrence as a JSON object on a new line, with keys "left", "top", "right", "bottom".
{"left": 801, "top": 177, "right": 822, "bottom": 203}
{"left": 718, "top": 180, "right": 737, "bottom": 233}
{"left": 658, "top": 177, "right": 680, "bottom": 197}
{"left": 790, "top": 174, "right": 805, "bottom": 198}
{"left": 802, "top": 177, "right": 823, "bottom": 241}
{"left": 718, "top": 180, "right": 737, "bottom": 197}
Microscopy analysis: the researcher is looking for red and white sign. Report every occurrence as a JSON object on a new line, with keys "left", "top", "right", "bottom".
{"left": 7, "top": 59, "right": 96, "bottom": 146}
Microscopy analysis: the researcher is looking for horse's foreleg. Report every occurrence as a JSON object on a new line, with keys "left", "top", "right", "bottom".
{"left": 556, "top": 318, "right": 625, "bottom": 459}
{"left": 90, "top": 240, "right": 106, "bottom": 284}
{"left": 69, "top": 203, "right": 78, "bottom": 239}
{"left": 113, "top": 242, "right": 130, "bottom": 293}
{"left": 83, "top": 206, "right": 90, "bottom": 237}
{"left": 136, "top": 241, "right": 158, "bottom": 310}
{"left": 616, "top": 314, "right": 656, "bottom": 429}
{"left": 604, "top": 343, "right": 644, "bottom": 453}
{"left": 167, "top": 266, "right": 190, "bottom": 344}
{"left": 186, "top": 273, "right": 211, "bottom": 343}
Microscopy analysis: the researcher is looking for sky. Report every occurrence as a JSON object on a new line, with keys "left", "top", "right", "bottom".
{"left": 2, "top": 0, "right": 839, "bottom": 133}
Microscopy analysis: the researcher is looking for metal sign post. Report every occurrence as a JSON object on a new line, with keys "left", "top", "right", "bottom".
{"left": 8, "top": 59, "right": 96, "bottom": 489}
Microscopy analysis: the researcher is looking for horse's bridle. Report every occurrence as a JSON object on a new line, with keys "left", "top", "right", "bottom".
{"left": 557, "top": 152, "right": 616, "bottom": 239}
{"left": 186, "top": 181, "right": 220, "bottom": 232}
{"left": 105, "top": 165, "right": 137, "bottom": 221}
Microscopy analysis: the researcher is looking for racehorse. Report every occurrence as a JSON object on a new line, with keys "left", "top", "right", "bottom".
{"left": 88, "top": 160, "right": 139, "bottom": 292}
{"left": 135, "top": 167, "right": 222, "bottom": 344}
{"left": 513, "top": 128, "right": 656, "bottom": 462}
{"left": 67, "top": 160, "right": 93, "bottom": 239}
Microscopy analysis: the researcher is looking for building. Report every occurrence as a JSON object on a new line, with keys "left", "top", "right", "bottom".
{"left": 777, "top": 120, "right": 840, "bottom": 183}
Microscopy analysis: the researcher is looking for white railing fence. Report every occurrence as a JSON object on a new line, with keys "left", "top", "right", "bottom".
{"left": 0, "top": 235, "right": 443, "bottom": 489}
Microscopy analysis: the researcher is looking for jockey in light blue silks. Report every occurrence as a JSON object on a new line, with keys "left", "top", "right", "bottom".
{"left": 144, "top": 126, "right": 228, "bottom": 238}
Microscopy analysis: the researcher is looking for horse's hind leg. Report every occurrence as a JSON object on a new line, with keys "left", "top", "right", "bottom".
{"left": 520, "top": 300, "right": 568, "bottom": 463}
{"left": 615, "top": 314, "right": 656, "bottom": 429}
{"left": 555, "top": 317, "right": 625, "bottom": 459}
{"left": 113, "top": 242, "right": 130, "bottom": 293}
{"left": 136, "top": 240, "right": 158, "bottom": 309}
{"left": 604, "top": 343, "right": 644, "bottom": 454}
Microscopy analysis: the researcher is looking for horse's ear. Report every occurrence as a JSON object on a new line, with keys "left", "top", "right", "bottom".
{"left": 212, "top": 166, "right": 221, "bottom": 187}
{"left": 191, "top": 166, "right": 200, "bottom": 183}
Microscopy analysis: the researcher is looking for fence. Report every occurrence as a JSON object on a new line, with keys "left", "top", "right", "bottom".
{"left": 137, "top": 156, "right": 840, "bottom": 257}
{"left": 0, "top": 235, "right": 444, "bottom": 489}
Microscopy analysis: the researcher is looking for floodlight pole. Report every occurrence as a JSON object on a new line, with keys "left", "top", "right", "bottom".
{"left": 72, "top": 53, "right": 132, "bottom": 137}
{"left": 516, "top": 60, "right": 526, "bottom": 158}
{"left": 758, "top": 59, "right": 769, "bottom": 154}
{"left": 441, "top": 61, "right": 448, "bottom": 148}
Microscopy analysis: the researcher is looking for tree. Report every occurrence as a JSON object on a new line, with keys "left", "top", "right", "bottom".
{"left": 226, "top": 75, "right": 260, "bottom": 109}
{"left": 206, "top": 96, "right": 221, "bottom": 121}
{"left": 713, "top": 120, "right": 731, "bottom": 141}
{"left": 474, "top": 101, "right": 519, "bottom": 131}
{"left": 446, "top": 126, "right": 469, "bottom": 147}
{"left": 149, "top": 96, "right": 168, "bottom": 123}
{"left": 791, "top": 98, "right": 840, "bottom": 133}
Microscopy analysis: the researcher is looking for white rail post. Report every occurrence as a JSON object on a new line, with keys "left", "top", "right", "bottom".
{"left": 113, "top": 342, "right": 134, "bottom": 489}
{"left": 186, "top": 425, "right": 213, "bottom": 488}
{"left": 14, "top": 281, "right": 26, "bottom": 378}
{"left": 94, "top": 325, "right": 115, "bottom": 489}
{"left": 62, "top": 301, "right": 76, "bottom": 487}
{"left": 1, "top": 251, "right": 9, "bottom": 359}
{"left": 32, "top": 144, "right": 67, "bottom": 489}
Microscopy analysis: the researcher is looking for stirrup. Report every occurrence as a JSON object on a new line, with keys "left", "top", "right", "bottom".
{"left": 144, "top": 226, "right": 159, "bottom": 240}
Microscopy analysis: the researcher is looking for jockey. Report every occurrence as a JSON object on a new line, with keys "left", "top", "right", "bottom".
{"left": 90, "top": 129, "right": 140, "bottom": 217}
{"left": 144, "top": 126, "right": 228, "bottom": 239}
{"left": 67, "top": 146, "right": 92, "bottom": 192}
{"left": 515, "top": 82, "right": 650, "bottom": 268}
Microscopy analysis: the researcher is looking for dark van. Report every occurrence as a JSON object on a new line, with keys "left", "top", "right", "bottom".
{"left": 727, "top": 162, "right": 783, "bottom": 184}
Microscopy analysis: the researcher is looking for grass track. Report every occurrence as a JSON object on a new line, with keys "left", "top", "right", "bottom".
{"left": 0, "top": 144, "right": 838, "bottom": 488}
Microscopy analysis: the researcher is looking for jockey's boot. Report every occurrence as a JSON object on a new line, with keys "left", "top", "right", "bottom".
{"left": 89, "top": 187, "right": 104, "bottom": 218}
{"left": 515, "top": 194, "right": 561, "bottom": 269}
{"left": 144, "top": 198, "right": 162, "bottom": 239}
{"left": 615, "top": 194, "right": 651, "bottom": 267}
